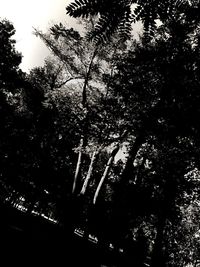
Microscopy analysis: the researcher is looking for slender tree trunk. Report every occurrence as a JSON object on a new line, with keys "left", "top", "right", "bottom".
{"left": 108, "top": 135, "right": 145, "bottom": 252}
{"left": 72, "top": 48, "right": 98, "bottom": 195}
{"left": 93, "top": 156, "right": 113, "bottom": 205}
{"left": 93, "top": 145, "right": 120, "bottom": 205}
{"left": 80, "top": 149, "right": 99, "bottom": 195}
{"left": 72, "top": 138, "right": 84, "bottom": 194}
{"left": 82, "top": 47, "right": 98, "bottom": 108}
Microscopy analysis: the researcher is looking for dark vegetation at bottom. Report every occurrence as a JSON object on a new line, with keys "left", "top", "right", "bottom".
{"left": 0, "top": 202, "right": 128, "bottom": 267}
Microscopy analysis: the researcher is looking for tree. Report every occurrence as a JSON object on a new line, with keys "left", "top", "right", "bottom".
{"left": 0, "top": 19, "right": 23, "bottom": 90}
{"left": 87, "top": 15, "right": 200, "bottom": 265}
{"left": 0, "top": 19, "right": 23, "bottom": 135}
{"left": 34, "top": 22, "right": 131, "bottom": 199}
{"left": 93, "top": 142, "right": 120, "bottom": 204}
{"left": 66, "top": 0, "right": 199, "bottom": 42}
{"left": 34, "top": 24, "right": 101, "bottom": 195}
{"left": 0, "top": 20, "right": 80, "bottom": 219}
{"left": 0, "top": 19, "right": 31, "bottom": 203}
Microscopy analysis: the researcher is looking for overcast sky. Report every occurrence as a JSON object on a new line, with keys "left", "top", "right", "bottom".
{"left": 0, "top": 0, "right": 75, "bottom": 72}
{"left": 0, "top": 1, "right": 142, "bottom": 73}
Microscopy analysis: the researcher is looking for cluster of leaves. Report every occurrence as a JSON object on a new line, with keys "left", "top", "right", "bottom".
{"left": 66, "top": 0, "right": 199, "bottom": 42}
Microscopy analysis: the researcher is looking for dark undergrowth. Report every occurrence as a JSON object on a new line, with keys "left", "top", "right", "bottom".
{"left": 0, "top": 202, "right": 125, "bottom": 267}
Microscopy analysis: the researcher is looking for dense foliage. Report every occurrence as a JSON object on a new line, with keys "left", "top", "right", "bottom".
{"left": 1, "top": 2, "right": 200, "bottom": 266}
{"left": 66, "top": 0, "right": 200, "bottom": 42}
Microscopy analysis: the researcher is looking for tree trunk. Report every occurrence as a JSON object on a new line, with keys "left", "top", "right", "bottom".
{"left": 80, "top": 149, "right": 99, "bottom": 195}
{"left": 93, "top": 144, "right": 120, "bottom": 205}
{"left": 72, "top": 48, "right": 98, "bottom": 194}
{"left": 72, "top": 138, "right": 84, "bottom": 194}
{"left": 82, "top": 47, "right": 98, "bottom": 108}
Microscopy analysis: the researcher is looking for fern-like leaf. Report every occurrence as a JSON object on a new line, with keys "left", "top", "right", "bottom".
{"left": 66, "top": 0, "right": 104, "bottom": 18}
{"left": 66, "top": 0, "right": 196, "bottom": 42}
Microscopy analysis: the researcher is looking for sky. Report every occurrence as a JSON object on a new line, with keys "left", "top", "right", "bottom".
{"left": 0, "top": 1, "right": 142, "bottom": 73}
{"left": 0, "top": 0, "right": 75, "bottom": 72}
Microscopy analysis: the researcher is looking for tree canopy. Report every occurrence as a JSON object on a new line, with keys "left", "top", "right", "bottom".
{"left": 0, "top": 5, "right": 200, "bottom": 266}
{"left": 66, "top": 0, "right": 200, "bottom": 42}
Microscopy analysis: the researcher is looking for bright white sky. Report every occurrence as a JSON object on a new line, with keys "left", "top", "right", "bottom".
{"left": 0, "top": 0, "right": 75, "bottom": 72}
{"left": 0, "top": 1, "right": 142, "bottom": 73}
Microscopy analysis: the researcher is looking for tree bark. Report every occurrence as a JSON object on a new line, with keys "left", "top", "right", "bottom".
{"left": 80, "top": 149, "right": 99, "bottom": 195}
{"left": 82, "top": 47, "right": 98, "bottom": 108}
{"left": 72, "top": 47, "right": 98, "bottom": 194}
{"left": 93, "top": 144, "right": 120, "bottom": 205}
{"left": 72, "top": 138, "right": 84, "bottom": 194}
